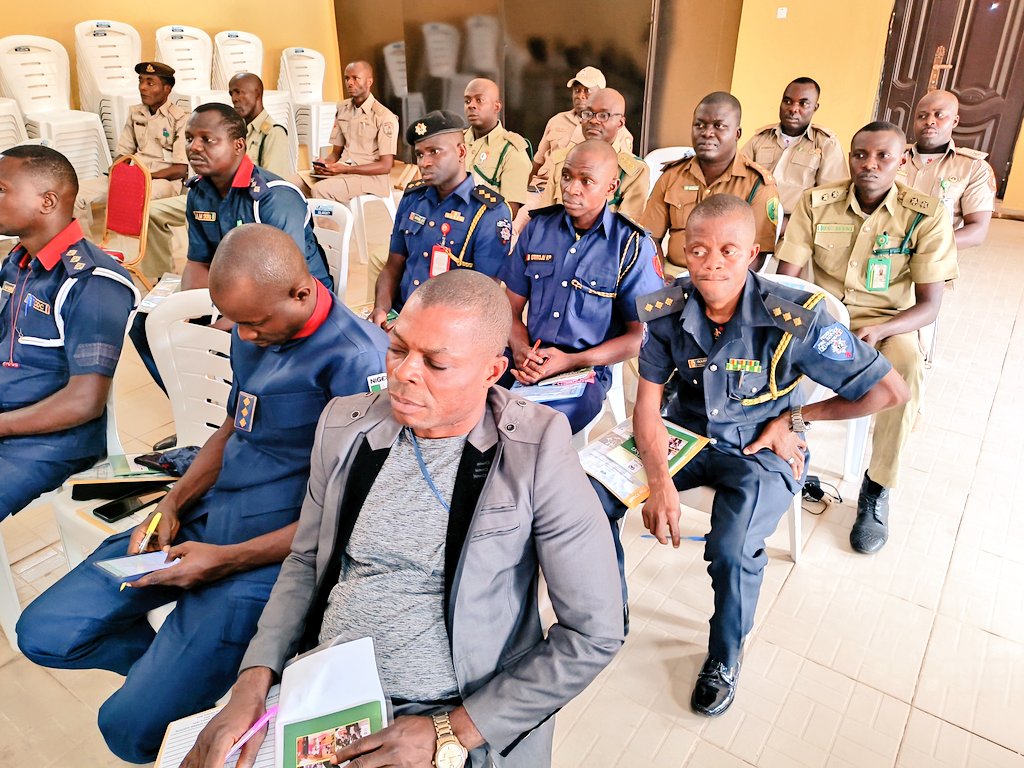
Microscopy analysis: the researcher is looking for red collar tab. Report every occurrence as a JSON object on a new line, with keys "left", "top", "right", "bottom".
{"left": 292, "top": 280, "right": 333, "bottom": 340}
{"left": 34, "top": 220, "right": 86, "bottom": 271}
{"left": 231, "top": 154, "right": 256, "bottom": 188}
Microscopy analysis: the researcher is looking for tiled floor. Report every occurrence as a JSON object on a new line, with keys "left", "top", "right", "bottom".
{"left": 2, "top": 218, "right": 1023, "bottom": 767}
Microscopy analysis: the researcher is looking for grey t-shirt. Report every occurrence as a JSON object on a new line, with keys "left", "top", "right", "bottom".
{"left": 319, "top": 429, "right": 466, "bottom": 700}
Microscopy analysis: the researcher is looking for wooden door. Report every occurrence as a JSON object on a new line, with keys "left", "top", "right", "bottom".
{"left": 877, "top": 0, "right": 1024, "bottom": 197}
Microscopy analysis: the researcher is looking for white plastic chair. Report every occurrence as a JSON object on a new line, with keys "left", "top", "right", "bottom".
{"left": 307, "top": 198, "right": 353, "bottom": 298}
{"left": 155, "top": 25, "right": 213, "bottom": 111}
{"left": 212, "top": 30, "right": 263, "bottom": 91}
{"left": 0, "top": 35, "right": 111, "bottom": 181}
{"left": 570, "top": 362, "right": 627, "bottom": 450}
{"left": 422, "top": 23, "right": 470, "bottom": 116}
{"left": 74, "top": 20, "right": 141, "bottom": 154}
{"left": 383, "top": 41, "right": 426, "bottom": 131}
{"left": 643, "top": 146, "right": 694, "bottom": 196}
{"left": 0, "top": 97, "right": 28, "bottom": 151}
{"left": 279, "top": 47, "right": 336, "bottom": 159}
{"left": 462, "top": 16, "right": 500, "bottom": 77}
{"left": 347, "top": 193, "right": 398, "bottom": 266}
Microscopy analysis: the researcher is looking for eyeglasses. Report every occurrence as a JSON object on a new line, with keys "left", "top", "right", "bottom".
{"left": 580, "top": 110, "right": 624, "bottom": 123}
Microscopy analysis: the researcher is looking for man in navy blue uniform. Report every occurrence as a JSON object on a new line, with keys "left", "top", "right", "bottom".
{"left": 502, "top": 140, "right": 662, "bottom": 435}
{"left": 130, "top": 103, "right": 332, "bottom": 393}
{"left": 0, "top": 145, "right": 138, "bottom": 520}
{"left": 18, "top": 224, "right": 387, "bottom": 763}
{"left": 370, "top": 110, "right": 513, "bottom": 327}
{"left": 594, "top": 195, "right": 908, "bottom": 716}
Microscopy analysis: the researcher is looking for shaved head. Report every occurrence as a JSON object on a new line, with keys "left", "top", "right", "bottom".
{"left": 343, "top": 61, "right": 374, "bottom": 103}
{"left": 464, "top": 78, "right": 502, "bottom": 134}
{"left": 227, "top": 72, "right": 265, "bottom": 123}
{"left": 582, "top": 88, "right": 626, "bottom": 143}
{"left": 345, "top": 60, "right": 373, "bottom": 78}
{"left": 228, "top": 72, "right": 263, "bottom": 95}
{"left": 566, "top": 138, "right": 618, "bottom": 172}
{"left": 914, "top": 89, "right": 960, "bottom": 151}
{"left": 917, "top": 89, "right": 959, "bottom": 114}
{"left": 405, "top": 269, "right": 511, "bottom": 357}
{"left": 687, "top": 193, "right": 756, "bottom": 243}
{"left": 466, "top": 78, "right": 499, "bottom": 100}
{"left": 209, "top": 224, "right": 311, "bottom": 297}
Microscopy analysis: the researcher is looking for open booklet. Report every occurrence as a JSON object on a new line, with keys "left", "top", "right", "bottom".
{"left": 155, "top": 637, "right": 388, "bottom": 768}
{"left": 511, "top": 367, "right": 595, "bottom": 403}
{"left": 579, "top": 417, "right": 709, "bottom": 507}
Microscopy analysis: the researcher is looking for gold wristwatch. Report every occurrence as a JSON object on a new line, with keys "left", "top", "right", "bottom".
{"left": 432, "top": 712, "right": 468, "bottom": 768}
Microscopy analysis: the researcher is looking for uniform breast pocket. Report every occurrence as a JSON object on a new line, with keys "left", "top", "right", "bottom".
{"left": 813, "top": 230, "right": 853, "bottom": 271}
{"left": 256, "top": 391, "right": 328, "bottom": 430}
{"left": 727, "top": 371, "right": 768, "bottom": 401}
{"left": 525, "top": 258, "right": 555, "bottom": 284}
{"left": 754, "top": 147, "right": 777, "bottom": 167}
{"left": 666, "top": 189, "right": 700, "bottom": 229}
{"left": 470, "top": 505, "right": 521, "bottom": 540}
{"left": 791, "top": 150, "right": 821, "bottom": 171}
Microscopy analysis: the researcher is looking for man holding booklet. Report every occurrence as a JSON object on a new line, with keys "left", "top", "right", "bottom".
{"left": 17, "top": 225, "right": 388, "bottom": 763}
{"left": 182, "top": 270, "right": 624, "bottom": 768}
{"left": 593, "top": 194, "right": 908, "bottom": 717}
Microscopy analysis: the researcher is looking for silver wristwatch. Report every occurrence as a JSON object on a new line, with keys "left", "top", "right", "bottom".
{"left": 790, "top": 405, "right": 810, "bottom": 433}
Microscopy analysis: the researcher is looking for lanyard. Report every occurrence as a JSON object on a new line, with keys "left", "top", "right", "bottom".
{"left": 405, "top": 428, "right": 451, "bottom": 513}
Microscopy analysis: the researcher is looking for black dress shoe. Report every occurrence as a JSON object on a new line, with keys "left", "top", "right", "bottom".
{"left": 152, "top": 434, "right": 178, "bottom": 451}
{"left": 691, "top": 654, "right": 741, "bottom": 717}
{"left": 623, "top": 603, "right": 630, "bottom": 637}
{"left": 851, "top": 472, "right": 890, "bottom": 554}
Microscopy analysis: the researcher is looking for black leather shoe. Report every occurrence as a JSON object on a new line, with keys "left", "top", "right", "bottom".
{"left": 690, "top": 654, "right": 741, "bottom": 717}
{"left": 623, "top": 603, "right": 630, "bottom": 637}
{"left": 152, "top": 434, "right": 177, "bottom": 451}
{"left": 851, "top": 472, "right": 890, "bottom": 554}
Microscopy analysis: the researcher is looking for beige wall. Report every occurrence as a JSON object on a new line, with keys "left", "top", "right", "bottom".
{"left": 2, "top": 1, "right": 343, "bottom": 107}
{"left": 1003, "top": 128, "right": 1024, "bottom": 211}
{"left": 730, "top": 0, "right": 894, "bottom": 153}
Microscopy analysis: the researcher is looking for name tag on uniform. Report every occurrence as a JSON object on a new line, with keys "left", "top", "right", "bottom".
{"left": 429, "top": 245, "right": 452, "bottom": 278}
{"left": 2, "top": 281, "right": 14, "bottom": 293}
{"left": 444, "top": 210, "right": 466, "bottom": 223}
{"left": 408, "top": 212, "right": 426, "bottom": 225}
{"left": 234, "top": 391, "right": 257, "bottom": 432}
{"left": 193, "top": 211, "right": 217, "bottom": 222}
{"left": 30, "top": 296, "right": 51, "bottom": 315}
{"left": 525, "top": 253, "right": 553, "bottom": 262}
{"left": 815, "top": 223, "right": 855, "bottom": 234}
{"left": 687, "top": 357, "right": 707, "bottom": 369}
{"left": 367, "top": 373, "right": 388, "bottom": 392}
{"left": 726, "top": 358, "right": 762, "bottom": 372}
{"left": 682, "top": 185, "right": 700, "bottom": 191}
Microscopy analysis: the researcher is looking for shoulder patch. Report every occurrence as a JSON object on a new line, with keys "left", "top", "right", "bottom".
{"left": 896, "top": 183, "right": 940, "bottom": 216}
{"left": 471, "top": 184, "right": 505, "bottom": 208}
{"left": 811, "top": 183, "right": 848, "bottom": 207}
{"left": 183, "top": 174, "right": 202, "bottom": 189}
{"left": 764, "top": 293, "right": 817, "bottom": 339}
{"left": 259, "top": 118, "right": 272, "bottom": 135}
{"left": 618, "top": 152, "right": 644, "bottom": 175}
{"left": 814, "top": 322, "right": 856, "bottom": 361}
{"left": 954, "top": 145, "right": 988, "bottom": 161}
{"left": 505, "top": 131, "right": 528, "bottom": 152}
{"left": 636, "top": 284, "right": 686, "bottom": 322}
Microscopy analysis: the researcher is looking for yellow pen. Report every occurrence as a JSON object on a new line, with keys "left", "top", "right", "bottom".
{"left": 137, "top": 512, "right": 162, "bottom": 554}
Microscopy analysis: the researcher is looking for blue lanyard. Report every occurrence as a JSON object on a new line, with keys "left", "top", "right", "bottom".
{"left": 405, "top": 428, "right": 451, "bottom": 513}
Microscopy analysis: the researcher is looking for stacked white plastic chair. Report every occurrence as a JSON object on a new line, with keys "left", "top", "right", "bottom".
{"left": 278, "top": 46, "right": 336, "bottom": 157}
{"left": 0, "top": 35, "right": 111, "bottom": 182}
{"left": 155, "top": 25, "right": 213, "bottom": 113}
{"left": 382, "top": 40, "right": 425, "bottom": 130}
{"left": 422, "top": 22, "right": 472, "bottom": 115}
{"left": 0, "top": 97, "right": 28, "bottom": 151}
{"left": 188, "top": 89, "right": 298, "bottom": 175}
{"left": 463, "top": 15, "right": 500, "bottom": 78}
{"left": 74, "top": 20, "right": 141, "bottom": 155}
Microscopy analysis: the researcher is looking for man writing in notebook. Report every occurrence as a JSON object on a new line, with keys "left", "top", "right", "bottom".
{"left": 182, "top": 269, "right": 624, "bottom": 768}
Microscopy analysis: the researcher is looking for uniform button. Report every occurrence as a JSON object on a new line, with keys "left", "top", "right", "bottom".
{"left": 709, "top": 438, "right": 718, "bottom": 445}
{"left": 413, "top": 279, "right": 420, "bottom": 285}
{"left": 709, "top": 364, "right": 718, "bottom": 372}
{"left": 516, "top": 400, "right": 527, "bottom": 406}
{"left": 553, "top": 311, "right": 560, "bottom": 318}
{"left": 569, "top": 247, "right": 576, "bottom": 254}
{"left": 683, "top": 293, "right": 689, "bottom": 299}
{"left": 561, "top": 280, "right": 568, "bottom": 287}
{"left": 504, "top": 423, "right": 516, "bottom": 432}
{"left": 692, "top": 378, "right": 698, "bottom": 385}
{"left": 534, "top": 274, "right": 540, "bottom": 279}
{"left": 862, "top": 225, "right": 870, "bottom": 233}
{"left": 851, "top": 261, "right": 858, "bottom": 267}
{"left": 429, "top": 221, "right": 435, "bottom": 227}
{"left": 711, "top": 408, "right": 719, "bottom": 416}
{"left": 590, "top": 280, "right": 597, "bottom": 286}
{"left": 422, "top": 251, "right": 428, "bottom": 258}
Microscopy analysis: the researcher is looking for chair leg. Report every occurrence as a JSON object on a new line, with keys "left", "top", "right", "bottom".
{"left": 844, "top": 416, "right": 871, "bottom": 482}
{"left": 0, "top": 527, "right": 22, "bottom": 653}
{"left": 351, "top": 197, "right": 370, "bottom": 265}
{"left": 788, "top": 493, "right": 802, "bottom": 563}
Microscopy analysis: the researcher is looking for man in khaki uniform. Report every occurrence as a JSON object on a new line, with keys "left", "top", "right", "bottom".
{"left": 304, "top": 60, "right": 399, "bottom": 203}
{"left": 741, "top": 77, "right": 847, "bottom": 221}
{"left": 463, "top": 78, "right": 531, "bottom": 217}
{"left": 901, "top": 89, "right": 996, "bottom": 250}
{"left": 641, "top": 92, "right": 780, "bottom": 275}
{"left": 76, "top": 61, "right": 188, "bottom": 233}
{"left": 538, "top": 88, "right": 649, "bottom": 221}
{"left": 530, "top": 66, "right": 633, "bottom": 188}
{"left": 142, "top": 74, "right": 291, "bottom": 280}
{"left": 777, "top": 121, "right": 957, "bottom": 554}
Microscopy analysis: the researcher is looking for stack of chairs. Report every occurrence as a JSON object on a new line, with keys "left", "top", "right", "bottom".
{"left": 278, "top": 46, "right": 336, "bottom": 157}
{"left": 74, "top": 20, "right": 141, "bottom": 155}
{"left": 155, "top": 25, "right": 213, "bottom": 114}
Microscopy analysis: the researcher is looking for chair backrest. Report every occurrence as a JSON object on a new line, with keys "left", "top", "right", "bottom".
{"left": 382, "top": 41, "right": 409, "bottom": 99}
{"left": 0, "top": 35, "right": 71, "bottom": 115}
{"left": 155, "top": 25, "right": 212, "bottom": 95}
{"left": 463, "top": 15, "right": 500, "bottom": 75}
{"left": 74, "top": 20, "right": 141, "bottom": 114}
{"left": 105, "top": 155, "right": 150, "bottom": 238}
{"left": 422, "top": 23, "right": 460, "bottom": 78}
{"left": 260, "top": 90, "right": 298, "bottom": 172}
{"left": 0, "top": 97, "right": 28, "bottom": 151}
{"left": 307, "top": 198, "right": 352, "bottom": 298}
{"left": 147, "top": 289, "right": 234, "bottom": 447}
{"left": 643, "top": 146, "right": 695, "bottom": 195}
{"left": 279, "top": 47, "right": 325, "bottom": 104}
{"left": 213, "top": 31, "right": 263, "bottom": 90}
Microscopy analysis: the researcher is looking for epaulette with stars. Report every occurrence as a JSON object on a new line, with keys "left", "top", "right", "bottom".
{"left": 471, "top": 184, "right": 505, "bottom": 209}
{"left": 246, "top": 174, "right": 270, "bottom": 200}
{"left": 764, "top": 293, "right": 817, "bottom": 339}
{"left": 404, "top": 178, "right": 428, "bottom": 192}
{"left": 60, "top": 246, "right": 98, "bottom": 274}
{"left": 636, "top": 284, "right": 687, "bottom": 322}
{"left": 613, "top": 210, "right": 648, "bottom": 234}
{"left": 528, "top": 203, "right": 564, "bottom": 219}
{"left": 183, "top": 174, "right": 202, "bottom": 189}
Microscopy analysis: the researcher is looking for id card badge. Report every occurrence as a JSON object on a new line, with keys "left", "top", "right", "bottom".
{"left": 429, "top": 244, "right": 452, "bottom": 277}
{"left": 866, "top": 256, "right": 891, "bottom": 292}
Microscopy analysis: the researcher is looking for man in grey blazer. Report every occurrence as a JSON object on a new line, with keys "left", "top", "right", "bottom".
{"left": 182, "top": 269, "right": 624, "bottom": 768}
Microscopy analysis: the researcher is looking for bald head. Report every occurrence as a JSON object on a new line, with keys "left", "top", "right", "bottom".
{"left": 914, "top": 89, "right": 960, "bottom": 151}
{"left": 227, "top": 72, "right": 265, "bottom": 123}
{"left": 687, "top": 194, "right": 756, "bottom": 244}
{"left": 405, "top": 269, "right": 512, "bottom": 356}
{"left": 560, "top": 140, "right": 619, "bottom": 223}
{"left": 582, "top": 88, "right": 626, "bottom": 143}
{"left": 210, "top": 224, "right": 311, "bottom": 297}
{"left": 344, "top": 61, "right": 374, "bottom": 103}
{"left": 566, "top": 138, "right": 618, "bottom": 171}
{"left": 464, "top": 78, "right": 502, "bottom": 134}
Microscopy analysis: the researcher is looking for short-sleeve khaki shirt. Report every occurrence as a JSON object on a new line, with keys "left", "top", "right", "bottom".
{"left": 639, "top": 154, "right": 780, "bottom": 268}
{"left": 115, "top": 101, "right": 188, "bottom": 173}
{"left": 329, "top": 94, "right": 399, "bottom": 168}
{"left": 246, "top": 109, "right": 291, "bottom": 178}
{"left": 776, "top": 181, "right": 958, "bottom": 324}
{"left": 464, "top": 121, "right": 532, "bottom": 205}
{"left": 899, "top": 141, "right": 996, "bottom": 229}
{"left": 740, "top": 123, "right": 848, "bottom": 212}
{"left": 532, "top": 110, "right": 634, "bottom": 183}
{"left": 540, "top": 149, "right": 650, "bottom": 221}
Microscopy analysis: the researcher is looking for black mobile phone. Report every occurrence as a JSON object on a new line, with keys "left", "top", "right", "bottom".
{"left": 93, "top": 487, "right": 169, "bottom": 524}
